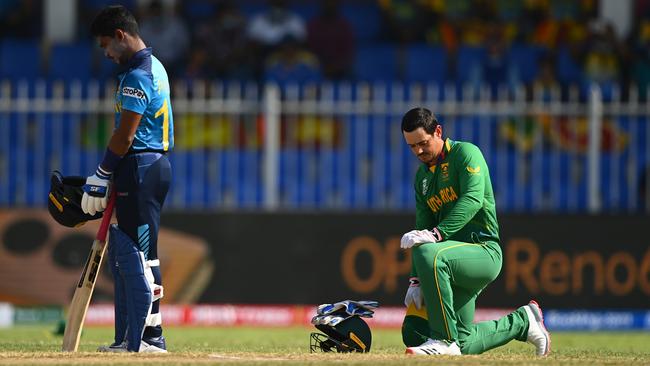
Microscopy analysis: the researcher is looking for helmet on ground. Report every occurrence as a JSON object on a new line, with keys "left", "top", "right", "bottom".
{"left": 48, "top": 170, "right": 102, "bottom": 227}
{"left": 310, "top": 315, "right": 372, "bottom": 353}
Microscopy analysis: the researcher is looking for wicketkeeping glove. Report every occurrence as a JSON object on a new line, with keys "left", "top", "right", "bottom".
{"left": 400, "top": 228, "right": 443, "bottom": 249}
{"left": 81, "top": 169, "right": 110, "bottom": 216}
{"left": 316, "top": 300, "right": 379, "bottom": 318}
{"left": 404, "top": 277, "right": 424, "bottom": 309}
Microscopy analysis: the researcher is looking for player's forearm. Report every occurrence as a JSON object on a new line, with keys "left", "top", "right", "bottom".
{"left": 107, "top": 131, "right": 133, "bottom": 156}
{"left": 99, "top": 110, "right": 142, "bottom": 173}
{"left": 96, "top": 131, "right": 131, "bottom": 175}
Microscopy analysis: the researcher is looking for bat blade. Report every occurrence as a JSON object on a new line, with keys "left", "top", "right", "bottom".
{"left": 61, "top": 191, "right": 116, "bottom": 352}
{"left": 61, "top": 237, "right": 108, "bottom": 351}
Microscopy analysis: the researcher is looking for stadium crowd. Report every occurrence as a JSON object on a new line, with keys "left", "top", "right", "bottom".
{"left": 0, "top": 0, "right": 649, "bottom": 97}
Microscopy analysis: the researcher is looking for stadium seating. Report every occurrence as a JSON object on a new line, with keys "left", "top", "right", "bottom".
{"left": 508, "top": 44, "right": 544, "bottom": 85}
{"left": 556, "top": 46, "right": 583, "bottom": 85}
{"left": 353, "top": 44, "right": 397, "bottom": 82}
{"left": 0, "top": 39, "right": 41, "bottom": 80}
{"left": 48, "top": 43, "right": 93, "bottom": 81}
{"left": 341, "top": 2, "right": 382, "bottom": 42}
{"left": 404, "top": 44, "right": 447, "bottom": 85}
{"left": 455, "top": 46, "right": 486, "bottom": 86}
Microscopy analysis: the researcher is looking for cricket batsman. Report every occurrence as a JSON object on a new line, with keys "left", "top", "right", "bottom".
{"left": 399, "top": 107, "right": 550, "bottom": 356}
{"left": 82, "top": 5, "right": 173, "bottom": 353}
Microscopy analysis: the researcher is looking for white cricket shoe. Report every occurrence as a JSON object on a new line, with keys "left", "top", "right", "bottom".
{"left": 138, "top": 340, "right": 168, "bottom": 353}
{"left": 97, "top": 340, "right": 167, "bottom": 353}
{"left": 97, "top": 341, "right": 127, "bottom": 353}
{"left": 524, "top": 300, "right": 551, "bottom": 356}
{"left": 405, "top": 338, "right": 462, "bottom": 355}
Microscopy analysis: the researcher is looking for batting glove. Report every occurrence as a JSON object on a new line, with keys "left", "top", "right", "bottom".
{"left": 81, "top": 169, "right": 111, "bottom": 216}
{"left": 400, "top": 228, "right": 443, "bottom": 249}
{"left": 404, "top": 277, "right": 424, "bottom": 309}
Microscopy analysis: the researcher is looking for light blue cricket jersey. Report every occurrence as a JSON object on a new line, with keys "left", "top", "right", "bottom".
{"left": 115, "top": 47, "right": 174, "bottom": 152}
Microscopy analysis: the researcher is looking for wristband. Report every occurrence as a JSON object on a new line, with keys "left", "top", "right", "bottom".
{"left": 99, "top": 147, "right": 122, "bottom": 175}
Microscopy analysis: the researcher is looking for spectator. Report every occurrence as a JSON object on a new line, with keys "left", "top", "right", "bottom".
{"left": 247, "top": 0, "right": 306, "bottom": 77}
{"left": 264, "top": 35, "right": 321, "bottom": 87}
{"left": 307, "top": 0, "right": 354, "bottom": 80}
{"left": 139, "top": 0, "right": 190, "bottom": 79}
{"left": 247, "top": 0, "right": 306, "bottom": 47}
{"left": 527, "top": 52, "right": 561, "bottom": 101}
{"left": 192, "top": 0, "right": 253, "bottom": 79}
{"left": 581, "top": 20, "right": 623, "bottom": 85}
{"left": 481, "top": 22, "right": 516, "bottom": 94}
{"left": 424, "top": 5, "right": 458, "bottom": 53}
{"left": 530, "top": 4, "right": 561, "bottom": 48}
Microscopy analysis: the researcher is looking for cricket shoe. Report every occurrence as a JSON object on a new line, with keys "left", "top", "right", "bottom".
{"left": 139, "top": 335, "right": 167, "bottom": 353}
{"left": 97, "top": 341, "right": 127, "bottom": 353}
{"left": 405, "top": 338, "right": 461, "bottom": 355}
{"left": 138, "top": 336, "right": 167, "bottom": 353}
{"left": 524, "top": 300, "right": 551, "bottom": 356}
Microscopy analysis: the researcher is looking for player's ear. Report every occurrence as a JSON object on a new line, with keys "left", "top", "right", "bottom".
{"left": 114, "top": 29, "right": 126, "bottom": 42}
{"left": 435, "top": 124, "right": 443, "bottom": 138}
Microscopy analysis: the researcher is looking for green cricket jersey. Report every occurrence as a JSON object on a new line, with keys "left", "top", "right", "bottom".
{"left": 413, "top": 138, "right": 500, "bottom": 244}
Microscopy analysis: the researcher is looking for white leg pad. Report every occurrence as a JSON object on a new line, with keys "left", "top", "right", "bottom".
{"left": 143, "top": 259, "right": 164, "bottom": 327}
{"left": 144, "top": 259, "right": 164, "bottom": 301}
{"left": 145, "top": 312, "right": 162, "bottom": 327}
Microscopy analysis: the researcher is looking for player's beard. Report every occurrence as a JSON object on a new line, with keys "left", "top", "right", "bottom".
{"left": 106, "top": 39, "right": 130, "bottom": 65}
{"left": 418, "top": 153, "right": 435, "bottom": 166}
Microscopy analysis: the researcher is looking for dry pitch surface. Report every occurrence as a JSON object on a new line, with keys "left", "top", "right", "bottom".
{"left": 1, "top": 325, "right": 649, "bottom": 365}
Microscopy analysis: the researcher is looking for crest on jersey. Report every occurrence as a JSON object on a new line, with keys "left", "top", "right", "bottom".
{"left": 441, "top": 163, "right": 449, "bottom": 180}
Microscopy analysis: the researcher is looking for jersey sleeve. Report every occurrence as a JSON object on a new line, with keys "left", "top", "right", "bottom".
{"left": 119, "top": 71, "right": 150, "bottom": 115}
{"left": 414, "top": 170, "right": 436, "bottom": 230}
{"left": 437, "top": 143, "right": 487, "bottom": 239}
{"left": 411, "top": 168, "right": 434, "bottom": 277}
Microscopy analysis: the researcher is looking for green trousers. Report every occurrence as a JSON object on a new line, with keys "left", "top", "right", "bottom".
{"left": 401, "top": 240, "right": 529, "bottom": 354}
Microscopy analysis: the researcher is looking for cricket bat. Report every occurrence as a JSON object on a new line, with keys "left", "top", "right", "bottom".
{"left": 62, "top": 190, "right": 117, "bottom": 352}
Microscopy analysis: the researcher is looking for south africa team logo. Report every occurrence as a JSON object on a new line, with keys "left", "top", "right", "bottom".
{"left": 441, "top": 163, "right": 449, "bottom": 180}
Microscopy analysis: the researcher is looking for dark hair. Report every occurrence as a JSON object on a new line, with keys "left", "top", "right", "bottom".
{"left": 401, "top": 107, "right": 439, "bottom": 134}
{"left": 90, "top": 5, "right": 139, "bottom": 38}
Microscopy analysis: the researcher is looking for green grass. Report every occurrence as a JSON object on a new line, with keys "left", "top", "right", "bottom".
{"left": 0, "top": 325, "right": 649, "bottom": 365}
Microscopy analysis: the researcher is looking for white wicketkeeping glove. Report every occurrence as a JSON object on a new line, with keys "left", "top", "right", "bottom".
{"left": 400, "top": 228, "right": 443, "bottom": 249}
{"left": 404, "top": 277, "right": 424, "bottom": 309}
{"left": 81, "top": 171, "right": 110, "bottom": 216}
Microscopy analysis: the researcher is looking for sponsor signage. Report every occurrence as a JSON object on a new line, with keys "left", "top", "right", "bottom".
{"left": 0, "top": 211, "right": 647, "bottom": 309}
{"left": 161, "top": 213, "right": 650, "bottom": 308}
{"left": 83, "top": 304, "right": 650, "bottom": 331}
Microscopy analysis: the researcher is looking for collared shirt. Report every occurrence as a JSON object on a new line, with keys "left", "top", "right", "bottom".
{"left": 115, "top": 47, "right": 174, "bottom": 152}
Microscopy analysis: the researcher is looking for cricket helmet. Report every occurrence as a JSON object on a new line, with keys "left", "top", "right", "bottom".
{"left": 310, "top": 315, "right": 372, "bottom": 353}
{"left": 48, "top": 170, "right": 102, "bottom": 227}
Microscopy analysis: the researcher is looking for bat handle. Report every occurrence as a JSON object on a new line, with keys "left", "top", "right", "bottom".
{"left": 96, "top": 189, "right": 116, "bottom": 242}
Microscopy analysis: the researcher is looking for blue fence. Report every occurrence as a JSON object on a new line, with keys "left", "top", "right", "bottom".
{"left": 0, "top": 80, "right": 648, "bottom": 212}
